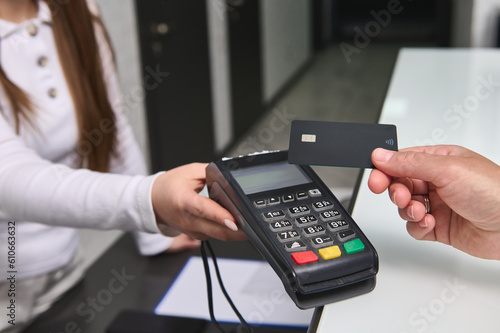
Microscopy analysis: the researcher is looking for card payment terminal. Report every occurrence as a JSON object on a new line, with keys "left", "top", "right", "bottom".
{"left": 206, "top": 151, "right": 378, "bottom": 309}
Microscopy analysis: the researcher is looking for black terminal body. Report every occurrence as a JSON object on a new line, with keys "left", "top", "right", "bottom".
{"left": 206, "top": 151, "right": 378, "bottom": 309}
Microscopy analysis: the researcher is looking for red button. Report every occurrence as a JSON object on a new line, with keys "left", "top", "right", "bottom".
{"left": 291, "top": 251, "right": 318, "bottom": 265}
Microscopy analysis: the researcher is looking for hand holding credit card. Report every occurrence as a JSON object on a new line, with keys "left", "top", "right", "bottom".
{"left": 288, "top": 120, "right": 398, "bottom": 168}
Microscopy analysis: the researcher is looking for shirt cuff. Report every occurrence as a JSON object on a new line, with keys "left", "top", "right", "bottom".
{"left": 131, "top": 231, "right": 174, "bottom": 256}
{"left": 137, "top": 171, "right": 181, "bottom": 237}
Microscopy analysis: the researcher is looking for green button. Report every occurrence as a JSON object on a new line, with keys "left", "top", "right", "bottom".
{"left": 343, "top": 238, "right": 365, "bottom": 254}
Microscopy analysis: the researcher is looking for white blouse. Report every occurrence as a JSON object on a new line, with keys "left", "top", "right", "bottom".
{"left": 0, "top": 2, "right": 172, "bottom": 279}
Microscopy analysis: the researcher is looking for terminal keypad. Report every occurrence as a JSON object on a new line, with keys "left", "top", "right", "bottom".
{"left": 255, "top": 188, "right": 366, "bottom": 266}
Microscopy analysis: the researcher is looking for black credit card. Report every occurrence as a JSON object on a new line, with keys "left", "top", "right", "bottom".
{"left": 288, "top": 120, "right": 398, "bottom": 168}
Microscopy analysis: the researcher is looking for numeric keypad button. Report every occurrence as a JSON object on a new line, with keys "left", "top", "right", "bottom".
{"left": 269, "top": 220, "right": 293, "bottom": 231}
{"left": 295, "top": 215, "right": 318, "bottom": 227}
{"left": 277, "top": 230, "right": 300, "bottom": 243}
{"left": 327, "top": 220, "right": 348, "bottom": 231}
{"left": 320, "top": 210, "right": 341, "bottom": 221}
{"left": 311, "top": 235, "right": 334, "bottom": 248}
{"left": 312, "top": 200, "right": 333, "bottom": 211}
{"left": 262, "top": 210, "right": 285, "bottom": 221}
{"left": 288, "top": 205, "right": 310, "bottom": 216}
{"left": 302, "top": 225, "right": 326, "bottom": 237}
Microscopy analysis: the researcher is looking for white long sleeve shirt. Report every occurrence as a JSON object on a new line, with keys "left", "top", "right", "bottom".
{"left": 0, "top": 2, "right": 172, "bottom": 279}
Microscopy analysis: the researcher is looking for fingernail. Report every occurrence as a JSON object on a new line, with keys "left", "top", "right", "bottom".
{"left": 407, "top": 205, "right": 415, "bottom": 220}
{"left": 224, "top": 219, "right": 238, "bottom": 232}
{"left": 419, "top": 216, "right": 428, "bottom": 228}
{"left": 391, "top": 191, "right": 397, "bottom": 206}
{"left": 373, "top": 148, "right": 395, "bottom": 163}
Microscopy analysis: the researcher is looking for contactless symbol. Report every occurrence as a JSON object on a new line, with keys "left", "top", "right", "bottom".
{"left": 385, "top": 138, "right": 394, "bottom": 146}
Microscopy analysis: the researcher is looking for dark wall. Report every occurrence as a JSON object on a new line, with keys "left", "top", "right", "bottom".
{"left": 331, "top": 0, "right": 452, "bottom": 46}
{"left": 136, "top": 1, "right": 271, "bottom": 171}
{"left": 135, "top": 1, "right": 215, "bottom": 172}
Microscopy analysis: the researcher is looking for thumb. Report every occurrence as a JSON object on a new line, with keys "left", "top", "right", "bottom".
{"left": 371, "top": 148, "right": 448, "bottom": 185}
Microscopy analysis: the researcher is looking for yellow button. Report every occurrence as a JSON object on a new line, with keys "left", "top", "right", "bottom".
{"left": 318, "top": 245, "right": 341, "bottom": 260}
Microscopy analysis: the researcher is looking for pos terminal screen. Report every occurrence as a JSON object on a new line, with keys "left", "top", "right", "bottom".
{"left": 230, "top": 161, "right": 311, "bottom": 195}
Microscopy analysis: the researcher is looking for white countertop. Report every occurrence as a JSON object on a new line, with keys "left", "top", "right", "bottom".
{"left": 316, "top": 48, "right": 500, "bottom": 333}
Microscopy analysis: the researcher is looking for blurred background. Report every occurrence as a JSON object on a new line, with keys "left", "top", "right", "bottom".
{"left": 95, "top": 0, "right": 500, "bottom": 171}
{"left": 83, "top": 0, "right": 500, "bottom": 258}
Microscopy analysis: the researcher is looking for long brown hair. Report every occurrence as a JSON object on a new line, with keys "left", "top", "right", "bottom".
{"left": 0, "top": 0, "right": 117, "bottom": 172}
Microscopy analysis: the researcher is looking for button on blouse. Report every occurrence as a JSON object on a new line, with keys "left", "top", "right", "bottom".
{"left": 37, "top": 55, "right": 48, "bottom": 67}
{"left": 48, "top": 87, "right": 57, "bottom": 98}
{"left": 26, "top": 23, "right": 38, "bottom": 36}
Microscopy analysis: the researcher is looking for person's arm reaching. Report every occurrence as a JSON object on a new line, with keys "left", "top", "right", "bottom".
{"left": 0, "top": 116, "right": 244, "bottom": 241}
{"left": 368, "top": 145, "right": 500, "bottom": 260}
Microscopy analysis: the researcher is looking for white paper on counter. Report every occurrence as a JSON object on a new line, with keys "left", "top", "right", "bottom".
{"left": 154, "top": 256, "right": 313, "bottom": 328}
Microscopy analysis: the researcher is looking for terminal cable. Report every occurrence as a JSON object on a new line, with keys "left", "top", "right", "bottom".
{"left": 201, "top": 240, "right": 253, "bottom": 333}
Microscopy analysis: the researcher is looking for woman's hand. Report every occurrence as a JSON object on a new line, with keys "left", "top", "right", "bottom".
{"left": 151, "top": 163, "right": 247, "bottom": 241}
